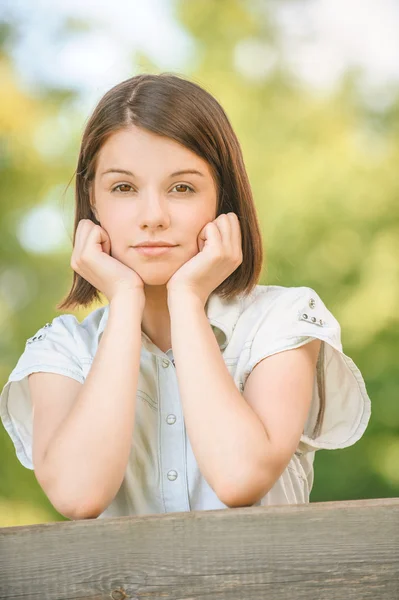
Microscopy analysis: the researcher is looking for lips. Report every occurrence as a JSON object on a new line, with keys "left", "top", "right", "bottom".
{"left": 134, "top": 246, "right": 176, "bottom": 257}
{"left": 135, "top": 242, "right": 176, "bottom": 247}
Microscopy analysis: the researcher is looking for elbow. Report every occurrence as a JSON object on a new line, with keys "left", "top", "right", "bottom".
{"left": 70, "top": 508, "right": 102, "bottom": 521}
{"left": 35, "top": 469, "right": 106, "bottom": 520}
{"left": 218, "top": 488, "right": 265, "bottom": 509}
{"left": 216, "top": 470, "right": 275, "bottom": 508}
{"left": 218, "top": 451, "right": 292, "bottom": 508}
{"left": 56, "top": 500, "right": 103, "bottom": 520}
{"left": 41, "top": 483, "right": 104, "bottom": 520}
{"left": 39, "top": 485, "right": 103, "bottom": 519}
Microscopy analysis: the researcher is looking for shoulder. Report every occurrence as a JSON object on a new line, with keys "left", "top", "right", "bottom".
{"left": 241, "top": 284, "right": 333, "bottom": 322}
{"left": 25, "top": 304, "right": 107, "bottom": 360}
{"left": 238, "top": 284, "right": 341, "bottom": 351}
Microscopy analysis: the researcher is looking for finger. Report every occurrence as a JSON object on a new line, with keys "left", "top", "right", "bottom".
{"left": 94, "top": 224, "right": 111, "bottom": 255}
{"left": 227, "top": 212, "right": 242, "bottom": 244}
{"left": 101, "top": 230, "right": 111, "bottom": 255}
{"left": 198, "top": 221, "right": 222, "bottom": 251}
{"left": 223, "top": 212, "right": 242, "bottom": 261}
{"left": 215, "top": 213, "right": 233, "bottom": 250}
{"left": 74, "top": 219, "right": 94, "bottom": 256}
{"left": 91, "top": 224, "right": 111, "bottom": 255}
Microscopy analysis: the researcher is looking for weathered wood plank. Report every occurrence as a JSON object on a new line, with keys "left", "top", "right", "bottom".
{"left": 0, "top": 498, "right": 398, "bottom": 600}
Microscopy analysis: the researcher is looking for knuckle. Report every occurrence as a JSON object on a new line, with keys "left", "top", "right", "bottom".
{"left": 70, "top": 258, "right": 79, "bottom": 271}
{"left": 75, "top": 252, "right": 87, "bottom": 266}
{"left": 79, "top": 251, "right": 90, "bottom": 264}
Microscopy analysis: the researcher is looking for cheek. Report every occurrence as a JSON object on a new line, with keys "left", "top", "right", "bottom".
{"left": 99, "top": 208, "right": 126, "bottom": 233}
{"left": 184, "top": 208, "right": 214, "bottom": 234}
{"left": 102, "top": 223, "right": 120, "bottom": 243}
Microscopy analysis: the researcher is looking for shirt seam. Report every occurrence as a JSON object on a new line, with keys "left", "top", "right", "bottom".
{"left": 287, "top": 464, "right": 307, "bottom": 483}
{"left": 10, "top": 364, "right": 85, "bottom": 382}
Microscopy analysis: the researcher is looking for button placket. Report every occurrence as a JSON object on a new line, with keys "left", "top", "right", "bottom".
{"left": 158, "top": 356, "right": 190, "bottom": 512}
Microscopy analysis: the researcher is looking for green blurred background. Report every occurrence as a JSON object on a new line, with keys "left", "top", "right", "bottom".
{"left": 1, "top": 0, "right": 399, "bottom": 526}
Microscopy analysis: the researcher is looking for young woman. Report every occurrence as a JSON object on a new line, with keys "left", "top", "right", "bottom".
{"left": 0, "top": 73, "right": 371, "bottom": 520}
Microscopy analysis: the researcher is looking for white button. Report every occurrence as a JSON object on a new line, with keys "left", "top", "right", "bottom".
{"left": 166, "top": 414, "right": 176, "bottom": 425}
{"left": 162, "top": 359, "right": 170, "bottom": 368}
{"left": 167, "top": 470, "right": 178, "bottom": 481}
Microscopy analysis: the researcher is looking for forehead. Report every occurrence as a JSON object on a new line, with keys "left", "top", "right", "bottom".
{"left": 96, "top": 125, "right": 213, "bottom": 178}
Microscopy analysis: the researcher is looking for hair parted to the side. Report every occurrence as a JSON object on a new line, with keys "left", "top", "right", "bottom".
{"left": 56, "top": 72, "right": 264, "bottom": 311}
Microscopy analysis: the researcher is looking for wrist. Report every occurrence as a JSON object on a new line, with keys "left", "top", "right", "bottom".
{"left": 110, "top": 289, "right": 145, "bottom": 312}
{"left": 167, "top": 288, "right": 205, "bottom": 311}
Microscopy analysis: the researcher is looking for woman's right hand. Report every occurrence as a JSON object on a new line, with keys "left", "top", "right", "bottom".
{"left": 71, "top": 219, "right": 145, "bottom": 304}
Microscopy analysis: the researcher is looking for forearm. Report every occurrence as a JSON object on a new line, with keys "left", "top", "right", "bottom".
{"left": 42, "top": 292, "right": 144, "bottom": 518}
{"left": 168, "top": 292, "right": 270, "bottom": 506}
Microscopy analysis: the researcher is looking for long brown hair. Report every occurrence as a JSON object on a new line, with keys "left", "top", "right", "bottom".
{"left": 57, "top": 72, "right": 264, "bottom": 310}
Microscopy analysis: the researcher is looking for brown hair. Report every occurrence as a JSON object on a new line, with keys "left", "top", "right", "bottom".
{"left": 57, "top": 72, "right": 264, "bottom": 311}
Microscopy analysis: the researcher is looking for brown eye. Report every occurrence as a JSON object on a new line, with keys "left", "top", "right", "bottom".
{"left": 112, "top": 184, "right": 133, "bottom": 193}
{"left": 172, "top": 184, "right": 194, "bottom": 193}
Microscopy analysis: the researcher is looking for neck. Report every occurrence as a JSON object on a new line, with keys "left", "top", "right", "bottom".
{"left": 140, "top": 284, "right": 171, "bottom": 353}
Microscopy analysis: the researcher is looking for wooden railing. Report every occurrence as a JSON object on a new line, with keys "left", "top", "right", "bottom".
{"left": 0, "top": 497, "right": 398, "bottom": 599}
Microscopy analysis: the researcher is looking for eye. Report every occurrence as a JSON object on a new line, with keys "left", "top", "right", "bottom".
{"left": 171, "top": 183, "right": 195, "bottom": 194}
{"left": 111, "top": 183, "right": 134, "bottom": 193}
{"left": 111, "top": 183, "right": 194, "bottom": 194}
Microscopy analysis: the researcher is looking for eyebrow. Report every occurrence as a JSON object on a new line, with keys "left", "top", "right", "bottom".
{"left": 101, "top": 168, "right": 205, "bottom": 178}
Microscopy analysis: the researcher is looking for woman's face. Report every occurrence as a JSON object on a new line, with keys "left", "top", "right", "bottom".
{"left": 91, "top": 124, "right": 218, "bottom": 287}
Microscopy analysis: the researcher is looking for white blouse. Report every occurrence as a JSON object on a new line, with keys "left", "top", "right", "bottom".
{"left": 0, "top": 285, "right": 371, "bottom": 517}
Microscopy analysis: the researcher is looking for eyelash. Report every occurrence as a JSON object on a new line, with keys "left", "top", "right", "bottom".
{"left": 111, "top": 183, "right": 195, "bottom": 195}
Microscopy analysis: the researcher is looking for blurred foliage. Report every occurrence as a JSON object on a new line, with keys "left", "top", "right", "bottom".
{"left": 0, "top": 0, "right": 398, "bottom": 527}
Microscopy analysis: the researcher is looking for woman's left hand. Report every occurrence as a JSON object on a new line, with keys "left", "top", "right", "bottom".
{"left": 166, "top": 212, "right": 243, "bottom": 307}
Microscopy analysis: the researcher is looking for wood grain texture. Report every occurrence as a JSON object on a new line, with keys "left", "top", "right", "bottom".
{"left": 0, "top": 498, "right": 398, "bottom": 600}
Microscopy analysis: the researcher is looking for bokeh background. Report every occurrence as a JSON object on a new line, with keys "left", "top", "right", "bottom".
{"left": 1, "top": 0, "right": 399, "bottom": 527}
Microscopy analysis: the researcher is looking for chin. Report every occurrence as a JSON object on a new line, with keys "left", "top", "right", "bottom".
{"left": 137, "top": 271, "right": 172, "bottom": 286}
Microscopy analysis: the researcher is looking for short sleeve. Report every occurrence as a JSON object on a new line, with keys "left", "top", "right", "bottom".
{"left": 242, "top": 286, "right": 371, "bottom": 453}
{"left": 0, "top": 315, "right": 91, "bottom": 470}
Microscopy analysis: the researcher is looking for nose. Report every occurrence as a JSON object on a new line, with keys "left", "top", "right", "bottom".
{"left": 137, "top": 191, "right": 171, "bottom": 230}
